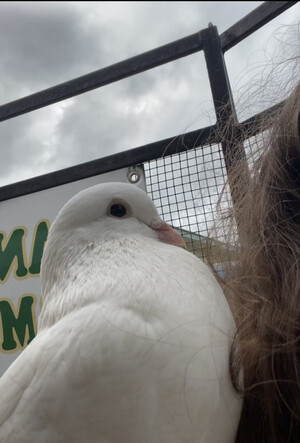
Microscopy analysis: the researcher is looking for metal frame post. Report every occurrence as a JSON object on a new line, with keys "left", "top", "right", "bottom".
{"left": 202, "top": 25, "right": 250, "bottom": 211}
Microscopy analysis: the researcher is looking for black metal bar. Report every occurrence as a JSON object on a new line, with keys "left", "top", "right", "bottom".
{"left": 0, "top": 31, "right": 203, "bottom": 123}
{"left": 0, "top": 93, "right": 281, "bottom": 203}
{"left": 0, "top": 125, "right": 217, "bottom": 202}
{"left": 0, "top": 98, "right": 283, "bottom": 203}
{"left": 203, "top": 23, "right": 287, "bottom": 138}
{"left": 220, "top": 1, "right": 298, "bottom": 52}
{"left": 202, "top": 27, "right": 239, "bottom": 136}
{"left": 239, "top": 101, "right": 284, "bottom": 139}
{"left": 202, "top": 25, "right": 250, "bottom": 211}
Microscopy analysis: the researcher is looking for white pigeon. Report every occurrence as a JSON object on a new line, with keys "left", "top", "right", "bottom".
{"left": 0, "top": 182, "right": 242, "bottom": 443}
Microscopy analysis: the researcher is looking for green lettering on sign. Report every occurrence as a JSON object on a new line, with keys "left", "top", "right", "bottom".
{"left": 0, "top": 220, "right": 50, "bottom": 283}
{"left": 0, "top": 295, "right": 37, "bottom": 352}
{"left": 0, "top": 228, "right": 28, "bottom": 282}
{"left": 29, "top": 220, "right": 49, "bottom": 275}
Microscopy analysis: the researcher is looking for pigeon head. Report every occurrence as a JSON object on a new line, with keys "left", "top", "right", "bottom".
{"left": 47, "top": 182, "right": 185, "bottom": 247}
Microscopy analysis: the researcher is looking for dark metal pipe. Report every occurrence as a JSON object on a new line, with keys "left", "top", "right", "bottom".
{"left": 220, "top": 1, "right": 298, "bottom": 52}
{"left": 0, "top": 31, "right": 203, "bottom": 122}
{"left": 0, "top": 125, "right": 217, "bottom": 202}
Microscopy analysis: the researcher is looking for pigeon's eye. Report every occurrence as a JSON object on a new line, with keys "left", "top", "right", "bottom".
{"left": 109, "top": 203, "right": 127, "bottom": 218}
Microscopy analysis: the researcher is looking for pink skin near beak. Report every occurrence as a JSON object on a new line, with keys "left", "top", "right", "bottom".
{"left": 150, "top": 219, "right": 186, "bottom": 248}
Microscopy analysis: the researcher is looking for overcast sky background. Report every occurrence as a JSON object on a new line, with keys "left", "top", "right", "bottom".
{"left": 0, "top": 1, "right": 299, "bottom": 189}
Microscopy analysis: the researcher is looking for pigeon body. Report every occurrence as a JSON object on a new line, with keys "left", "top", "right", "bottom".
{"left": 0, "top": 182, "right": 242, "bottom": 443}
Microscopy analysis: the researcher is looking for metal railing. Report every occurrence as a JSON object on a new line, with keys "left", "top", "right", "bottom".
{"left": 0, "top": 1, "right": 296, "bottom": 200}
{"left": 0, "top": 1, "right": 297, "bottom": 259}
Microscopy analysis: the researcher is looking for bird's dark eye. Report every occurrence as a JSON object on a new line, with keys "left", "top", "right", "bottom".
{"left": 110, "top": 203, "right": 127, "bottom": 217}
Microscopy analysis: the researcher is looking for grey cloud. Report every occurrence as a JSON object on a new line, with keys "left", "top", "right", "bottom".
{"left": 0, "top": 2, "right": 114, "bottom": 101}
{"left": 0, "top": 112, "right": 46, "bottom": 183}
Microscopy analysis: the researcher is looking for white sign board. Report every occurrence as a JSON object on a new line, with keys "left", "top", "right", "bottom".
{"left": 0, "top": 166, "right": 146, "bottom": 376}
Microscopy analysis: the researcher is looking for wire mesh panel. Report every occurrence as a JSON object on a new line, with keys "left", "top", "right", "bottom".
{"left": 144, "top": 142, "right": 229, "bottom": 264}
{"left": 144, "top": 128, "right": 268, "bottom": 268}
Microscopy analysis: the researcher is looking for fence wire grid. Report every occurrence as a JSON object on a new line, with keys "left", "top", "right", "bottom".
{"left": 144, "top": 141, "right": 227, "bottom": 263}
{"left": 144, "top": 131, "right": 265, "bottom": 265}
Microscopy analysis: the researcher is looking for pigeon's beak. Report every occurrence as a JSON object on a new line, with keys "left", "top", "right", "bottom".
{"left": 150, "top": 219, "right": 186, "bottom": 248}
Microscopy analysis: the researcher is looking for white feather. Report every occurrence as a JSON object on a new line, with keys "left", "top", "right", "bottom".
{"left": 0, "top": 182, "right": 242, "bottom": 443}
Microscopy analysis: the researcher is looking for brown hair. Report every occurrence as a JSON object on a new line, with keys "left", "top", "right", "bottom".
{"left": 213, "top": 82, "right": 300, "bottom": 442}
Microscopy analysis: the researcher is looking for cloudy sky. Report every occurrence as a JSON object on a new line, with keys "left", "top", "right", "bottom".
{"left": 0, "top": 1, "right": 299, "bottom": 188}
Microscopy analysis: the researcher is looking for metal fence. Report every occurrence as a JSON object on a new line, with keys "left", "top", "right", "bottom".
{"left": 144, "top": 142, "right": 228, "bottom": 261}
{"left": 0, "top": 1, "right": 297, "bottom": 262}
